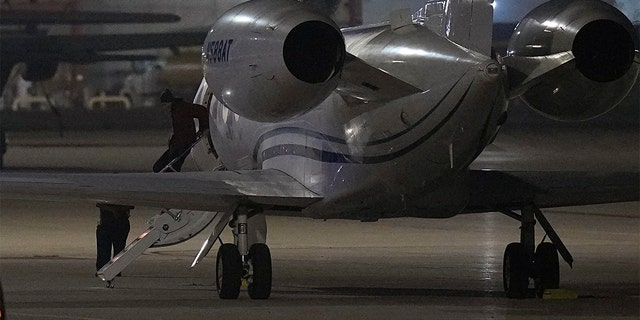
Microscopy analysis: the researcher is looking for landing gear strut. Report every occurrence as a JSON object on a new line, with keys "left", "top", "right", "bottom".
{"left": 500, "top": 205, "right": 572, "bottom": 298}
{"left": 215, "top": 207, "right": 272, "bottom": 299}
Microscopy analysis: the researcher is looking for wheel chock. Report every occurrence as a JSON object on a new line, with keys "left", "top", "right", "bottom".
{"left": 542, "top": 288, "right": 578, "bottom": 300}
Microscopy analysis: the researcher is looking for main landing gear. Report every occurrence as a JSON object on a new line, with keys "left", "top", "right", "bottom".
{"left": 500, "top": 205, "right": 573, "bottom": 298}
{"left": 216, "top": 207, "right": 272, "bottom": 299}
{"left": 500, "top": 205, "right": 573, "bottom": 299}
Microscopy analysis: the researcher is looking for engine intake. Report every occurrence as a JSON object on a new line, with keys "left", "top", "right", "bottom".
{"left": 573, "top": 19, "right": 635, "bottom": 83}
{"left": 506, "top": 0, "right": 638, "bottom": 121}
{"left": 284, "top": 21, "right": 343, "bottom": 84}
{"left": 203, "top": 0, "right": 345, "bottom": 122}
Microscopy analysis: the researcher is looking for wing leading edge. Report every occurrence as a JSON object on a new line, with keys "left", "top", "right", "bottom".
{"left": 0, "top": 170, "right": 321, "bottom": 212}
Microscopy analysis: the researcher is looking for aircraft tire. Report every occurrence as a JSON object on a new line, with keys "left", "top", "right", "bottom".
{"left": 216, "top": 244, "right": 242, "bottom": 299}
{"left": 534, "top": 242, "right": 559, "bottom": 298}
{"left": 248, "top": 243, "right": 272, "bottom": 299}
{"left": 503, "top": 242, "right": 529, "bottom": 299}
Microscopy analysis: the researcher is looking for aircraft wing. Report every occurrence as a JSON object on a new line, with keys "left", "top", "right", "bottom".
{"left": 0, "top": 9, "right": 209, "bottom": 91}
{"left": 0, "top": 10, "right": 181, "bottom": 25}
{"left": 466, "top": 170, "right": 638, "bottom": 213}
{"left": 0, "top": 7, "right": 206, "bottom": 63}
{"left": 1, "top": 31, "right": 207, "bottom": 64}
{"left": 466, "top": 126, "right": 639, "bottom": 212}
{"left": 0, "top": 170, "right": 321, "bottom": 212}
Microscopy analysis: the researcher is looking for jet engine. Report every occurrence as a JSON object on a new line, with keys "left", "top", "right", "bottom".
{"left": 202, "top": 0, "right": 345, "bottom": 122}
{"left": 505, "top": 0, "right": 638, "bottom": 121}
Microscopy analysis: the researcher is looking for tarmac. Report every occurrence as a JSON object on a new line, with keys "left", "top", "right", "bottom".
{"left": 0, "top": 130, "right": 638, "bottom": 319}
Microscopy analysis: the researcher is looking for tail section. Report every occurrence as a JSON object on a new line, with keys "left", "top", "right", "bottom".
{"left": 414, "top": 0, "right": 494, "bottom": 56}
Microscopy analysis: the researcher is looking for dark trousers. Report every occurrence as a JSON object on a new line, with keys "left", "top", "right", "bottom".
{"left": 95, "top": 221, "right": 130, "bottom": 270}
{"left": 96, "top": 206, "right": 132, "bottom": 271}
{"left": 153, "top": 145, "right": 188, "bottom": 172}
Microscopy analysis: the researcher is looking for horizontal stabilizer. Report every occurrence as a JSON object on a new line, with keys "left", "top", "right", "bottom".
{"left": 0, "top": 10, "right": 180, "bottom": 25}
{"left": 337, "top": 53, "right": 423, "bottom": 102}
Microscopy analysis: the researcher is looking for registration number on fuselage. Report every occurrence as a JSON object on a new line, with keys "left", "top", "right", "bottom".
{"left": 205, "top": 39, "right": 234, "bottom": 63}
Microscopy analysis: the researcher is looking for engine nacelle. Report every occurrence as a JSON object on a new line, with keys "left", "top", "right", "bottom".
{"left": 202, "top": 0, "right": 345, "bottom": 122}
{"left": 506, "top": 0, "right": 638, "bottom": 121}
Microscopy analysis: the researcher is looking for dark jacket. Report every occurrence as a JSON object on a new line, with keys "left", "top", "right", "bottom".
{"left": 170, "top": 101, "right": 209, "bottom": 147}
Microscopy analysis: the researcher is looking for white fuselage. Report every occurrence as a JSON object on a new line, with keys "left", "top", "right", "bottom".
{"left": 196, "top": 23, "right": 507, "bottom": 220}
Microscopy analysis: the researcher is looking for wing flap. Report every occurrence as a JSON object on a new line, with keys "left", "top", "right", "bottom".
{"left": 0, "top": 170, "right": 321, "bottom": 212}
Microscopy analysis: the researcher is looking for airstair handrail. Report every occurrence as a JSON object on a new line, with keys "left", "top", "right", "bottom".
{"left": 159, "top": 128, "right": 211, "bottom": 173}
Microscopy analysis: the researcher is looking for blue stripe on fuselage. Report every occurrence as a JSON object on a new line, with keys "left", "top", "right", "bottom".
{"left": 257, "top": 80, "right": 474, "bottom": 165}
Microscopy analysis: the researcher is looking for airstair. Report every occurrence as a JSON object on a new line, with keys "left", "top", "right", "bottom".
{"left": 157, "top": 129, "right": 217, "bottom": 172}
{"left": 97, "top": 129, "right": 231, "bottom": 287}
